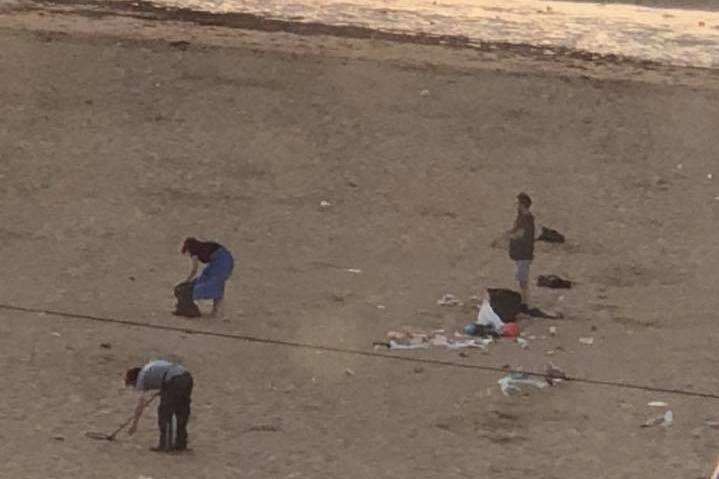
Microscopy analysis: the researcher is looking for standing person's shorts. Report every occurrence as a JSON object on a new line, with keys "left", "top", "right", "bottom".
{"left": 515, "top": 260, "right": 532, "bottom": 285}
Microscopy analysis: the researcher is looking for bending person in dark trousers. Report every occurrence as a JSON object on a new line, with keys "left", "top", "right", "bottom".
{"left": 125, "top": 360, "right": 194, "bottom": 452}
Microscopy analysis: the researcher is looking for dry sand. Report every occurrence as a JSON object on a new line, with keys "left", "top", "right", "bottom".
{"left": 2, "top": 3, "right": 719, "bottom": 478}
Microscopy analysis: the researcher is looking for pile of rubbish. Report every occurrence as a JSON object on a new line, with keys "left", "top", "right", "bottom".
{"left": 373, "top": 329, "right": 493, "bottom": 351}
{"left": 463, "top": 295, "right": 519, "bottom": 338}
{"left": 498, "top": 363, "right": 568, "bottom": 396}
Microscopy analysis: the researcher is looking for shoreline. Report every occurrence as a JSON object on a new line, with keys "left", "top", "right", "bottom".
{"left": 60, "top": 0, "right": 719, "bottom": 69}
{"left": 4, "top": 0, "right": 719, "bottom": 90}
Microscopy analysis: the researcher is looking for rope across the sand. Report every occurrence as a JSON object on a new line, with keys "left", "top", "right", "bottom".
{"left": 1, "top": 302, "right": 717, "bottom": 400}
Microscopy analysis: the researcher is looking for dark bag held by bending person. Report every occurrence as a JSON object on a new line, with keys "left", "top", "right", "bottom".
{"left": 173, "top": 281, "right": 201, "bottom": 318}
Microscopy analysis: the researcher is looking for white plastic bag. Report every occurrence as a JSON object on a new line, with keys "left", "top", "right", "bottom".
{"left": 476, "top": 299, "right": 505, "bottom": 334}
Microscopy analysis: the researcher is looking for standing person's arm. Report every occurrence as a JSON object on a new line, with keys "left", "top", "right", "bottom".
{"left": 492, "top": 218, "right": 523, "bottom": 246}
{"left": 186, "top": 256, "right": 199, "bottom": 282}
{"left": 508, "top": 225, "right": 525, "bottom": 240}
{"left": 507, "top": 214, "right": 528, "bottom": 240}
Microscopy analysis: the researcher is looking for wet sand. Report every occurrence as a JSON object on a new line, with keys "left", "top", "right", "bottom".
{"left": 2, "top": 2, "right": 719, "bottom": 478}
{"left": 126, "top": 0, "right": 719, "bottom": 67}
{"left": 563, "top": 0, "right": 719, "bottom": 10}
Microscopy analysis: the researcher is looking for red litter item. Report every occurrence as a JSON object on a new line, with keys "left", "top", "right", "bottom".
{"left": 502, "top": 323, "right": 520, "bottom": 338}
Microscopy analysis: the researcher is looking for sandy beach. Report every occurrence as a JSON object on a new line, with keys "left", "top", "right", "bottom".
{"left": 2, "top": 1, "right": 719, "bottom": 478}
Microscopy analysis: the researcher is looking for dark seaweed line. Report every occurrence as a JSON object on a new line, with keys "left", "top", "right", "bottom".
{"left": 24, "top": 0, "right": 675, "bottom": 70}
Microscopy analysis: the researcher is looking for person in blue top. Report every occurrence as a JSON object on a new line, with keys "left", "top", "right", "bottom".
{"left": 174, "top": 237, "right": 234, "bottom": 318}
{"left": 125, "top": 360, "right": 194, "bottom": 452}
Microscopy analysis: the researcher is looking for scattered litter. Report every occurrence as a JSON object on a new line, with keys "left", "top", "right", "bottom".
{"left": 498, "top": 372, "right": 548, "bottom": 396}
{"left": 705, "top": 418, "right": 719, "bottom": 429}
{"left": 545, "top": 363, "right": 567, "bottom": 385}
{"left": 51, "top": 332, "right": 61, "bottom": 337}
{"left": 549, "top": 326, "right": 557, "bottom": 336}
{"left": 138, "top": 476, "right": 154, "bottom": 479}
{"left": 502, "top": 323, "right": 520, "bottom": 338}
{"left": 388, "top": 340, "right": 430, "bottom": 350}
{"left": 319, "top": 200, "right": 331, "bottom": 208}
{"left": 677, "top": 163, "right": 683, "bottom": 170}
{"left": 487, "top": 288, "right": 522, "bottom": 321}
{"left": 641, "top": 410, "right": 673, "bottom": 428}
{"left": 100, "top": 343, "right": 112, "bottom": 349}
{"left": 418, "top": 335, "right": 490, "bottom": 350}
{"left": 344, "top": 368, "right": 355, "bottom": 376}
{"left": 648, "top": 401, "right": 668, "bottom": 408}
{"left": 376, "top": 304, "right": 386, "bottom": 310}
{"left": 464, "top": 298, "right": 505, "bottom": 337}
{"left": 446, "top": 338, "right": 493, "bottom": 350}
{"left": 579, "top": 337, "right": 594, "bottom": 345}
{"left": 419, "top": 89, "right": 430, "bottom": 96}
{"left": 437, "top": 293, "right": 461, "bottom": 307}
{"left": 516, "top": 337, "right": 529, "bottom": 349}
{"left": 414, "top": 366, "right": 424, "bottom": 374}
{"left": 378, "top": 328, "right": 493, "bottom": 351}
{"left": 346, "top": 268, "right": 362, "bottom": 274}
{"left": 699, "top": 21, "right": 706, "bottom": 27}
{"left": 52, "top": 435, "right": 65, "bottom": 441}
{"left": 709, "top": 173, "right": 713, "bottom": 180}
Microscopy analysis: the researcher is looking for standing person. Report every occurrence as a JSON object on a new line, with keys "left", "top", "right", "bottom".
{"left": 502, "top": 193, "right": 535, "bottom": 309}
{"left": 180, "top": 237, "right": 234, "bottom": 318}
{"left": 125, "top": 359, "right": 194, "bottom": 452}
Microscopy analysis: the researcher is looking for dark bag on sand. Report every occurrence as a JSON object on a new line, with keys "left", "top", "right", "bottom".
{"left": 537, "top": 274, "right": 572, "bottom": 289}
{"left": 487, "top": 288, "right": 523, "bottom": 322}
{"left": 536, "top": 226, "right": 565, "bottom": 244}
{"left": 173, "top": 281, "right": 201, "bottom": 318}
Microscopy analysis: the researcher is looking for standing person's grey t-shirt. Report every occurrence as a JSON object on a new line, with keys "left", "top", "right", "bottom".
{"left": 136, "top": 360, "right": 186, "bottom": 391}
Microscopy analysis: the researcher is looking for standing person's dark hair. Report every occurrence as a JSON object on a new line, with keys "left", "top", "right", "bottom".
{"left": 517, "top": 192, "right": 532, "bottom": 209}
{"left": 500, "top": 193, "right": 535, "bottom": 309}
{"left": 124, "top": 367, "right": 142, "bottom": 387}
{"left": 177, "top": 237, "right": 235, "bottom": 318}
